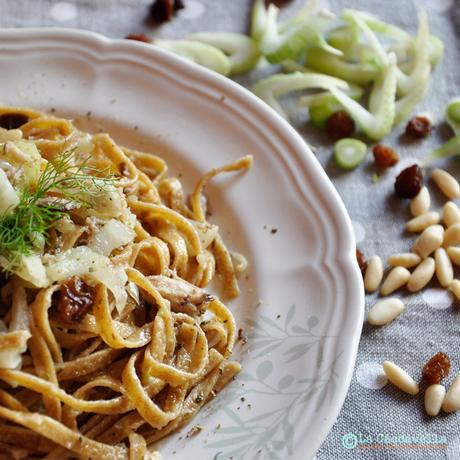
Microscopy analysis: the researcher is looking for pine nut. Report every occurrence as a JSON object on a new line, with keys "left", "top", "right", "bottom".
{"left": 380, "top": 267, "right": 410, "bottom": 296}
{"left": 450, "top": 279, "right": 460, "bottom": 301}
{"left": 382, "top": 361, "right": 419, "bottom": 395}
{"left": 368, "top": 298, "right": 404, "bottom": 326}
{"left": 410, "top": 186, "right": 430, "bottom": 217}
{"left": 442, "top": 375, "right": 460, "bottom": 413}
{"left": 443, "top": 223, "right": 460, "bottom": 248}
{"left": 388, "top": 252, "right": 421, "bottom": 268}
{"left": 425, "top": 384, "right": 446, "bottom": 416}
{"left": 447, "top": 247, "right": 460, "bottom": 266}
{"left": 364, "top": 255, "right": 383, "bottom": 292}
{"left": 435, "top": 248, "right": 454, "bottom": 287}
{"left": 443, "top": 201, "right": 460, "bottom": 227}
{"left": 432, "top": 168, "right": 460, "bottom": 199}
{"left": 405, "top": 212, "right": 440, "bottom": 233}
{"left": 407, "top": 257, "right": 435, "bottom": 292}
{"left": 412, "top": 225, "right": 444, "bottom": 258}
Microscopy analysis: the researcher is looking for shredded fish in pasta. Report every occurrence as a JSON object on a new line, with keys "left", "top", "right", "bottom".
{"left": 0, "top": 106, "right": 252, "bottom": 459}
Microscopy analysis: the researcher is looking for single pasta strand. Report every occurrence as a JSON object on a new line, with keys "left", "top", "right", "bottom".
{"left": 31, "top": 286, "right": 63, "bottom": 363}
{"left": 28, "top": 320, "right": 62, "bottom": 422}
{"left": 190, "top": 154, "right": 253, "bottom": 222}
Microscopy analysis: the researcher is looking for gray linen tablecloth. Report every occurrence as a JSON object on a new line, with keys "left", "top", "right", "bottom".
{"left": 1, "top": 0, "right": 460, "bottom": 458}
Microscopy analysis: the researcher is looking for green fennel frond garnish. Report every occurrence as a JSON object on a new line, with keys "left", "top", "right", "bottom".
{"left": 0, "top": 148, "right": 115, "bottom": 268}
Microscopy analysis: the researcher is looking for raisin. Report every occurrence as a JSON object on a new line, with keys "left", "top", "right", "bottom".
{"left": 356, "top": 249, "right": 367, "bottom": 276}
{"left": 373, "top": 144, "right": 399, "bottom": 168}
{"left": 394, "top": 164, "right": 423, "bottom": 198}
{"left": 149, "top": 0, "right": 173, "bottom": 23}
{"left": 325, "top": 111, "right": 355, "bottom": 140}
{"left": 54, "top": 277, "right": 95, "bottom": 323}
{"left": 405, "top": 116, "right": 432, "bottom": 139}
{"left": 422, "top": 352, "right": 450, "bottom": 385}
{"left": 125, "top": 34, "right": 152, "bottom": 43}
{"left": 0, "top": 113, "right": 29, "bottom": 130}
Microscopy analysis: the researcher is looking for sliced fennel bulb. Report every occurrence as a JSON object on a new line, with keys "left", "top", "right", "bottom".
{"left": 89, "top": 219, "right": 135, "bottom": 256}
{"left": 0, "top": 168, "right": 19, "bottom": 216}
{"left": 187, "top": 33, "right": 261, "bottom": 74}
{"left": 328, "top": 53, "right": 397, "bottom": 140}
{"left": 154, "top": 39, "right": 231, "bottom": 76}
{"left": 260, "top": 3, "right": 335, "bottom": 64}
{"left": 446, "top": 98, "right": 460, "bottom": 136}
{"left": 253, "top": 72, "right": 348, "bottom": 120}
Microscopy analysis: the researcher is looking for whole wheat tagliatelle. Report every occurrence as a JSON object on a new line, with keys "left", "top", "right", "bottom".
{"left": 0, "top": 106, "right": 252, "bottom": 459}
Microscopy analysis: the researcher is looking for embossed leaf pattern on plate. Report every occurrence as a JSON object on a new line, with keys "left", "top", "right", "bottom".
{"left": 203, "top": 305, "right": 341, "bottom": 459}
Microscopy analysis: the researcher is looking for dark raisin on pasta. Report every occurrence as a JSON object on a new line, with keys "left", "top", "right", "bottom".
{"left": 0, "top": 113, "right": 29, "bottom": 130}
{"left": 54, "top": 277, "right": 95, "bottom": 323}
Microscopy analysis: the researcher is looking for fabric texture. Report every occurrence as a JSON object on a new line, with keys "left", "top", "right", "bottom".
{"left": 1, "top": 0, "right": 460, "bottom": 458}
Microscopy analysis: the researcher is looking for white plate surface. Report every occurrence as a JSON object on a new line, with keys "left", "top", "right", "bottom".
{"left": 0, "top": 28, "right": 364, "bottom": 460}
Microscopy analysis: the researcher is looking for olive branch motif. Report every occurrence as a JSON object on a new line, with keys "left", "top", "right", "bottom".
{"left": 200, "top": 305, "right": 340, "bottom": 460}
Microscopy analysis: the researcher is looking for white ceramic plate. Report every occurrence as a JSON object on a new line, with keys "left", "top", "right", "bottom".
{"left": 0, "top": 28, "right": 363, "bottom": 459}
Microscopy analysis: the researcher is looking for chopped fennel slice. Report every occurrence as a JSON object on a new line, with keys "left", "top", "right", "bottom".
{"left": 427, "top": 35, "right": 444, "bottom": 68}
{"left": 298, "top": 85, "right": 364, "bottom": 129}
{"left": 430, "top": 135, "right": 460, "bottom": 160}
{"left": 252, "top": 72, "right": 349, "bottom": 120}
{"left": 46, "top": 246, "right": 128, "bottom": 313}
{"left": 342, "top": 9, "right": 443, "bottom": 70}
{"left": 315, "top": 33, "right": 344, "bottom": 57}
{"left": 345, "top": 12, "right": 388, "bottom": 67}
{"left": 0, "top": 327, "right": 31, "bottom": 370}
{"left": 187, "top": 33, "right": 261, "bottom": 74}
{"left": 278, "top": 0, "right": 328, "bottom": 32}
{"left": 0, "top": 168, "right": 19, "bottom": 216}
{"left": 306, "top": 47, "right": 379, "bottom": 85}
{"left": 327, "top": 25, "right": 360, "bottom": 52}
{"left": 393, "top": 12, "right": 431, "bottom": 125}
{"left": 86, "top": 186, "right": 126, "bottom": 220}
{"left": 394, "top": 65, "right": 430, "bottom": 126}
{"left": 328, "top": 53, "right": 397, "bottom": 140}
{"left": 327, "top": 25, "right": 375, "bottom": 63}
{"left": 260, "top": 3, "right": 334, "bottom": 64}
{"left": 389, "top": 35, "right": 443, "bottom": 74}
{"left": 154, "top": 39, "right": 231, "bottom": 76}
{"left": 0, "top": 140, "right": 42, "bottom": 189}
{"left": 250, "top": 0, "right": 268, "bottom": 42}
{"left": 88, "top": 219, "right": 135, "bottom": 256}
{"left": 282, "top": 59, "right": 314, "bottom": 74}
{"left": 190, "top": 221, "right": 219, "bottom": 249}
{"left": 298, "top": 84, "right": 363, "bottom": 107}
{"left": 333, "top": 138, "right": 367, "bottom": 170}
{"left": 395, "top": 11, "right": 430, "bottom": 95}
{"left": 446, "top": 98, "right": 460, "bottom": 136}
{"left": 4, "top": 254, "right": 48, "bottom": 288}
{"left": 342, "top": 9, "right": 410, "bottom": 42}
